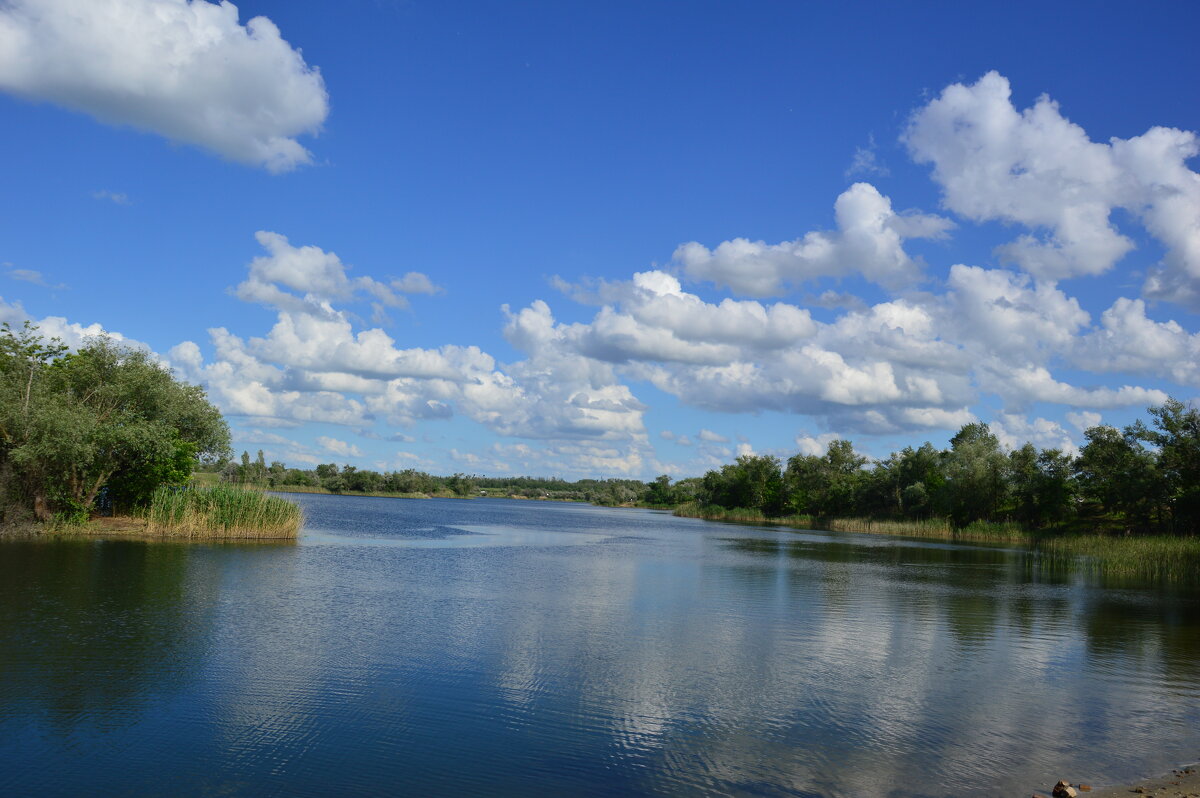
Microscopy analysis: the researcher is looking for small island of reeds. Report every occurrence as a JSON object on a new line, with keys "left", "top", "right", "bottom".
{"left": 142, "top": 485, "right": 302, "bottom": 540}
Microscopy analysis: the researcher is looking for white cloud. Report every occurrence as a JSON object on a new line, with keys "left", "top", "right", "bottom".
{"left": 0, "top": 296, "right": 142, "bottom": 350}
{"left": 1074, "top": 297, "right": 1200, "bottom": 386}
{"left": 794, "top": 432, "right": 840, "bottom": 457}
{"left": 674, "top": 183, "right": 952, "bottom": 296}
{"left": 1066, "top": 411, "right": 1102, "bottom": 433}
{"left": 0, "top": 0, "right": 328, "bottom": 172}
{"left": 236, "top": 231, "right": 422, "bottom": 315}
{"left": 990, "top": 414, "right": 1078, "bottom": 455}
{"left": 978, "top": 362, "right": 1168, "bottom": 410}
{"left": 941, "top": 265, "right": 1089, "bottom": 357}
{"left": 698, "top": 429, "right": 729, "bottom": 443}
{"left": 905, "top": 71, "right": 1200, "bottom": 299}
{"left": 316, "top": 436, "right": 363, "bottom": 458}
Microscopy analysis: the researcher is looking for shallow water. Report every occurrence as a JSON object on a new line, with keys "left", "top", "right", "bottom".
{"left": 2, "top": 495, "right": 1198, "bottom": 797}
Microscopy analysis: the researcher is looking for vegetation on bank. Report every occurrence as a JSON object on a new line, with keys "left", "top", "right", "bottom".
{"left": 213, "top": 451, "right": 647, "bottom": 505}
{"left": 663, "top": 402, "right": 1199, "bottom": 539}
{"left": 0, "top": 323, "right": 232, "bottom": 528}
{"left": 143, "top": 485, "right": 301, "bottom": 539}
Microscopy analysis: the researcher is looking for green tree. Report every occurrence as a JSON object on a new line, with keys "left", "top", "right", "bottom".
{"left": 939, "top": 423, "right": 1007, "bottom": 527}
{"left": 643, "top": 474, "right": 674, "bottom": 505}
{"left": 1075, "top": 425, "right": 1159, "bottom": 533}
{"left": 783, "top": 440, "right": 867, "bottom": 517}
{"left": 701, "top": 455, "right": 784, "bottom": 514}
{"left": 0, "top": 326, "right": 229, "bottom": 521}
{"left": 1127, "top": 399, "right": 1200, "bottom": 534}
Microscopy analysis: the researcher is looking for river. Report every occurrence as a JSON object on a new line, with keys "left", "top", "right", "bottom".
{"left": 1, "top": 494, "right": 1197, "bottom": 796}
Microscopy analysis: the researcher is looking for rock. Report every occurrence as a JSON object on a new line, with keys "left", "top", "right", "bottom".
{"left": 1078, "top": 787, "right": 1091, "bottom": 793}
{"left": 1053, "top": 782, "right": 1079, "bottom": 798}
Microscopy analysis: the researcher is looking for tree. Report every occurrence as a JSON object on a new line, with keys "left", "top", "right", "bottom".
{"left": 1127, "top": 398, "right": 1200, "bottom": 534}
{"left": 700, "top": 455, "right": 784, "bottom": 515}
{"left": 1075, "top": 425, "right": 1159, "bottom": 533}
{"left": 643, "top": 474, "right": 674, "bottom": 506}
{"left": 784, "top": 440, "right": 867, "bottom": 517}
{"left": 0, "top": 326, "right": 229, "bottom": 521}
{"left": 939, "top": 423, "right": 1007, "bottom": 527}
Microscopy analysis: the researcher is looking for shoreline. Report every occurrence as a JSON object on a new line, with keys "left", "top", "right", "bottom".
{"left": 1038, "top": 763, "right": 1200, "bottom": 797}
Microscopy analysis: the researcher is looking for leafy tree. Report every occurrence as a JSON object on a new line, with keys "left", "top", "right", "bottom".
{"left": 939, "top": 423, "right": 1007, "bottom": 527}
{"left": 643, "top": 474, "right": 674, "bottom": 505}
{"left": 0, "top": 326, "right": 229, "bottom": 521}
{"left": 1128, "top": 398, "right": 1200, "bottom": 534}
{"left": 1075, "top": 425, "right": 1159, "bottom": 533}
{"left": 784, "top": 440, "right": 867, "bottom": 517}
{"left": 700, "top": 455, "right": 784, "bottom": 514}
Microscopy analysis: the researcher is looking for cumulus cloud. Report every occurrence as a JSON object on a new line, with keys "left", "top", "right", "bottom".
{"left": 1074, "top": 297, "right": 1200, "bottom": 386}
{"left": 235, "top": 232, "right": 428, "bottom": 316}
{"left": 977, "top": 363, "right": 1168, "bottom": 411}
{"left": 990, "top": 414, "right": 1079, "bottom": 455}
{"left": 0, "top": 296, "right": 143, "bottom": 350}
{"left": 794, "top": 432, "right": 840, "bottom": 457}
{"left": 0, "top": 0, "right": 328, "bottom": 172}
{"left": 674, "top": 183, "right": 952, "bottom": 296}
{"left": 316, "top": 436, "right": 363, "bottom": 458}
{"left": 1066, "top": 411, "right": 1102, "bottom": 433}
{"left": 906, "top": 71, "right": 1200, "bottom": 300}
{"left": 698, "top": 429, "right": 729, "bottom": 443}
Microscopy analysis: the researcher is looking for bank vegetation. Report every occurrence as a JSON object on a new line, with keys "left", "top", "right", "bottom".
{"left": 0, "top": 323, "right": 299, "bottom": 539}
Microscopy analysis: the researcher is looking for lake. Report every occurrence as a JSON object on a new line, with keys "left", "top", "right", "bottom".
{"left": 2, "top": 494, "right": 1198, "bottom": 797}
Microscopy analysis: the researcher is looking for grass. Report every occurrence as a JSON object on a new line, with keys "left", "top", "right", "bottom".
{"left": 142, "top": 484, "right": 303, "bottom": 539}
{"left": 673, "top": 503, "right": 1200, "bottom": 583}
{"left": 1035, "top": 534, "right": 1200, "bottom": 582}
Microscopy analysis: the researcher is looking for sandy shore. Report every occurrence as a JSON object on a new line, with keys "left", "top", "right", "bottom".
{"left": 1036, "top": 765, "right": 1200, "bottom": 798}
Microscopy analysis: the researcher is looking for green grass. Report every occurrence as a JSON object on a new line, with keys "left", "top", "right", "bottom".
{"left": 673, "top": 503, "right": 1200, "bottom": 582}
{"left": 1035, "top": 534, "right": 1200, "bottom": 582}
{"left": 143, "top": 484, "right": 303, "bottom": 539}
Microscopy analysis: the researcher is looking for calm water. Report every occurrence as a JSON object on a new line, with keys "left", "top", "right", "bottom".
{"left": 2, "top": 496, "right": 1198, "bottom": 797}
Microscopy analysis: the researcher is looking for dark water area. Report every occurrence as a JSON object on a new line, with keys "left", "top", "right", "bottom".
{"left": 2, "top": 495, "right": 1198, "bottom": 797}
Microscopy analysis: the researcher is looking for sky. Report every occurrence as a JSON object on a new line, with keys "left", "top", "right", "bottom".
{"left": 1, "top": 0, "right": 1198, "bottom": 480}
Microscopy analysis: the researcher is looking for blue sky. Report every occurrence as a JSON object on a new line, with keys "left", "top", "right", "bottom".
{"left": 2, "top": 0, "right": 1198, "bottom": 478}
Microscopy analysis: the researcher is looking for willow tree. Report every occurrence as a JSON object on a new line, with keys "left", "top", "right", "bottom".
{"left": 0, "top": 323, "right": 230, "bottom": 522}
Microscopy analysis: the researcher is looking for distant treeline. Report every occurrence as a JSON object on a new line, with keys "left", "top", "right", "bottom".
{"left": 214, "top": 453, "right": 648, "bottom": 506}
{"left": 217, "top": 399, "right": 1198, "bottom": 536}
{"left": 672, "top": 400, "right": 1199, "bottom": 536}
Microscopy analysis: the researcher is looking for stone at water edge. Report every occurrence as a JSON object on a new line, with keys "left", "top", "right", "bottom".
{"left": 1052, "top": 781, "right": 1079, "bottom": 798}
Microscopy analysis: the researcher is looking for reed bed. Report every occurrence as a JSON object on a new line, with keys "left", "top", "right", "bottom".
{"left": 1036, "top": 534, "right": 1200, "bottom": 582}
{"left": 143, "top": 485, "right": 302, "bottom": 539}
{"left": 675, "top": 503, "right": 1200, "bottom": 582}
{"left": 674, "top": 505, "right": 1030, "bottom": 543}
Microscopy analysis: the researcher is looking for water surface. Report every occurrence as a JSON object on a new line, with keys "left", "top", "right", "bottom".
{"left": 2, "top": 495, "right": 1198, "bottom": 797}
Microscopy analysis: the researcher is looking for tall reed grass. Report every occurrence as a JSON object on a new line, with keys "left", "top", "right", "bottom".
{"left": 143, "top": 485, "right": 302, "bottom": 539}
{"left": 673, "top": 504, "right": 1029, "bottom": 542}
{"left": 1036, "top": 535, "right": 1200, "bottom": 582}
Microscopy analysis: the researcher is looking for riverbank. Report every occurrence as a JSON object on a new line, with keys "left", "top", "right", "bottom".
{"left": 1039, "top": 763, "right": 1200, "bottom": 797}
{"left": 674, "top": 504, "right": 1200, "bottom": 582}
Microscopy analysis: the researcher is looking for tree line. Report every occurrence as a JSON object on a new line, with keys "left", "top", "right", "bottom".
{"left": 671, "top": 402, "right": 1198, "bottom": 536}
{"left": 218, "top": 454, "right": 647, "bottom": 506}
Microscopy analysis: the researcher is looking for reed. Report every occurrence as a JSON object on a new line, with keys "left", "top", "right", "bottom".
{"left": 673, "top": 505, "right": 1030, "bottom": 543}
{"left": 1036, "top": 534, "right": 1200, "bottom": 582}
{"left": 143, "top": 485, "right": 302, "bottom": 539}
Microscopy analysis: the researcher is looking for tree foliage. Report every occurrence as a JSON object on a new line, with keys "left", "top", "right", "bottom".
{"left": 0, "top": 324, "right": 230, "bottom": 522}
